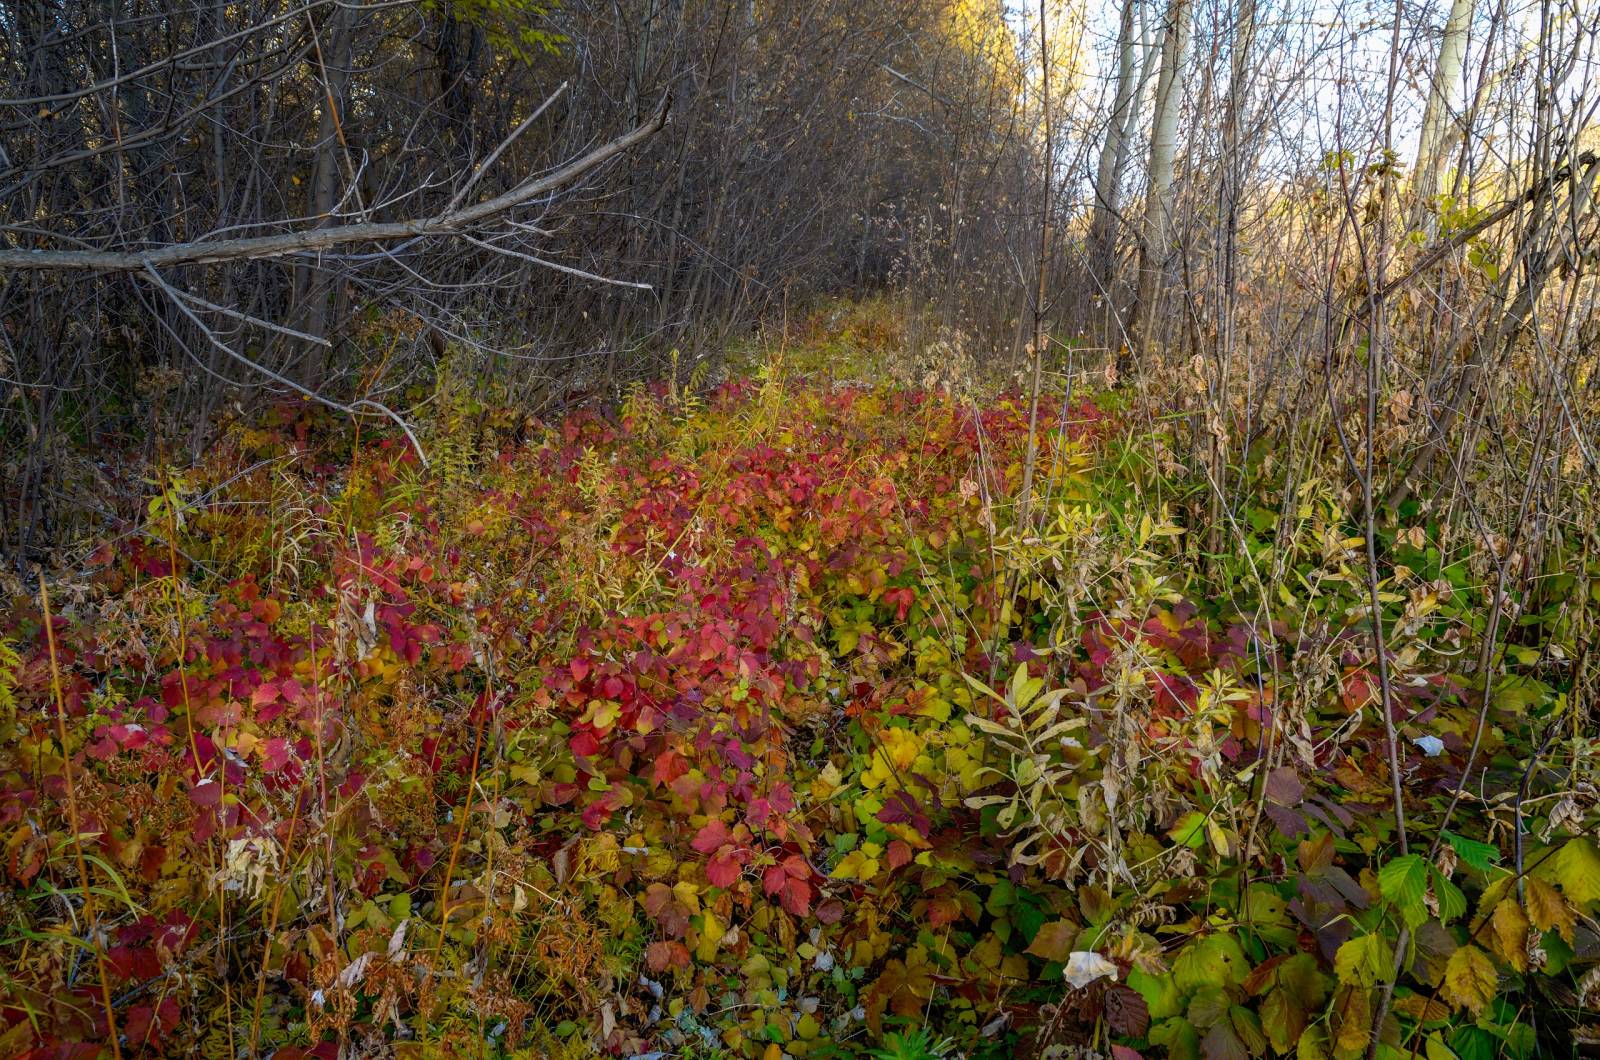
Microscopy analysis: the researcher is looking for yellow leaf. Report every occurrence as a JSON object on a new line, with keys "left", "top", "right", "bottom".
{"left": 1545, "top": 837, "right": 1600, "bottom": 906}
{"left": 673, "top": 880, "right": 702, "bottom": 913}
{"left": 830, "top": 848, "right": 879, "bottom": 880}
{"left": 695, "top": 911, "right": 723, "bottom": 963}
{"left": 1392, "top": 994, "right": 1452, "bottom": 1022}
{"left": 1524, "top": 876, "right": 1574, "bottom": 943}
{"left": 1205, "top": 818, "right": 1232, "bottom": 857}
{"left": 1424, "top": 1033, "right": 1458, "bottom": 1060}
{"left": 1332, "top": 984, "right": 1371, "bottom": 1056}
{"left": 1441, "top": 944, "right": 1497, "bottom": 1015}
{"left": 1025, "top": 920, "right": 1076, "bottom": 963}
{"left": 1489, "top": 898, "right": 1530, "bottom": 971}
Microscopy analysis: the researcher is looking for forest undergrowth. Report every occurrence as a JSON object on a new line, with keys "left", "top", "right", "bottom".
{"left": 2, "top": 302, "right": 1597, "bottom": 1060}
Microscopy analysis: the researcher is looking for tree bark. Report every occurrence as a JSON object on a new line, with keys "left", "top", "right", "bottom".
{"left": 1414, "top": 0, "right": 1475, "bottom": 212}
{"left": 1123, "top": 0, "right": 1188, "bottom": 375}
{"left": 1089, "top": 0, "right": 1140, "bottom": 288}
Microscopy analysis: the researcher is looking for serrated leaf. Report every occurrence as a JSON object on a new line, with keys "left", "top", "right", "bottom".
{"left": 1378, "top": 854, "right": 1429, "bottom": 925}
{"left": 1334, "top": 933, "right": 1393, "bottom": 987}
{"left": 1188, "top": 986, "right": 1231, "bottom": 1029}
{"left": 1230, "top": 1006, "right": 1268, "bottom": 1055}
{"left": 1201, "top": 1017, "right": 1250, "bottom": 1060}
{"left": 1026, "top": 920, "right": 1076, "bottom": 963}
{"left": 1378, "top": 855, "right": 1427, "bottom": 906}
{"left": 1279, "top": 952, "right": 1330, "bottom": 1008}
{"left": 1429, "top": 865, "right": 1467, "bottom": 924}
{"left": 1332, "top": 985, "right": 1372, "bottom": 1056}
{"left": 1440, "top": 944, "right": 1496, "bottom": 1015}
{"left": 1442, "top": 831, "right": 1500, "bottom": 873}
{"left": 1128, "top": 966, "right": 1184, "bottom": 1020}
{"left": 1173, "top": 934, "right": 1249, "bottom": 993}
{"left": 1545, "top": 837, "right": 1600, "bottom": 906}
{"left": 1260, "top": 988, "right": 1307, "bottom": 1054}
{"left": 1523, "top": 875, "right": 1574, "bottom": 943}
{"left": 1488, "top": 898, "right": 1530, "bottom": 971}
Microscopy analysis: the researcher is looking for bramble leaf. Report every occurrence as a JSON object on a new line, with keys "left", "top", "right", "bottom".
{"left": 1545, "top": 837, "right": 1600, "bottom": 906}
{"left": 1441, "top": 944, "right": 1497, "bottom": 1015}
{"left": 1377, "top": 854, "right": 1429, "bottom": 925}
{"left": 1442, "top": 831, "right": 1500, "bottom": 873}
{"left": 1334, "top": 933, "right": 1393, "bottom": 988}
{"left": 1523, "top": 875, "right": 1574, "bottom": 943}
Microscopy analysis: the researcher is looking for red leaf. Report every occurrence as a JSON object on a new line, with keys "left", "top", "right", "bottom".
{"left": 260, "top": 738, "right": 292, "bottom": 772}
{"left": 926, "top": 895, "right": 963, "bottom": 928}
{"left": 645, "top": 940, "right": 689, "bottom": 972}
{"left": 886, "top": 839, "right": 913, "bottom": 870}
{"left": 706, "top": 851, "right": 742, "bottom": 888}
{"left": 691, "top": 819, "right": 730, "bottom": 855}
{"left": 780, "top": 877, "right": 812, "bottom": 917}
{"left": 187, "top": 779, "right": 221, "bottom": 808}
{"left": 1105, "top": 984, "right": 1151, "bottom": 1037}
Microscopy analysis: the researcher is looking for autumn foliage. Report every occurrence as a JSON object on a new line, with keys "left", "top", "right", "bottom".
{"left": 2, "top": 311, "right": 1597, "bottom": 1058}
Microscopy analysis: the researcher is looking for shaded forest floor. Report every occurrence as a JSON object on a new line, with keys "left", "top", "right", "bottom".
{"left": 2, "top": 303, "right": 1596, "bottom": 1059}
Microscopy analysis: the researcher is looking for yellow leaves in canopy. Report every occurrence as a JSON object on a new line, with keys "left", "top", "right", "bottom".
{"left": 943, "top": 0, "right": 1022, "bottom": 68}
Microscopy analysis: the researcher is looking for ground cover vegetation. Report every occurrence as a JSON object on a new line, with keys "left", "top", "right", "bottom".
{"left": 1, "top": 302, "right": 1597, "bottom": 1058}
{"left": 3, "top": 0, "right": 1599, "bottom": 1054}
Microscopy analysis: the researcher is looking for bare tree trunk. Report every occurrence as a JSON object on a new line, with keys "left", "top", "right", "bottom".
{"left": 296, "top": 3, "right": 353, "bottom": 387}
{"left": 1089, "top": 0, "right": 1140, "bottom": 289}
{"left": 1414, "top": 0, "right": 1475, "bottom": 214}
{"left": 1123, "top": 0, "right": 1188, "bottom": 376}
{"left": 1204, "top": 0, "right": 1255, "bottom": 558}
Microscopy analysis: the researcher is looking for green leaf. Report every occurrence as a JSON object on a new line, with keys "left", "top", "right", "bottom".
{"left": 1169, "top": 811, "right": 1208, "bottom": 849}
{"left": 1423, "top": 1033, "right": 1459, "bottom": 1060}
{"left": 1277, "top": 952, "right": 1330, "bottom": 1008}
{"left": 1425, "top": 866, "right": 1465, "bottom": 924}
{"left": 1442, "top": 831, "right": 1501, "bottom": 873}
{"left": 1448, "top": 1024, "right": 1496, "bottom": 1060}
{"left": 1129, "top": 966, "right": 1184, "bottom": 1020}
{"left": 1378, "top": 854, "right": 1428, "bottom": 925}
{"left": 1151, "top": 1016, "right": 1202, "bottom": 1060}
{"left": 1334, "top": 933, "right": 1394, "bottom": 988}
{"left": 1174, "top": 934, "right": 1249, "bottom": 993}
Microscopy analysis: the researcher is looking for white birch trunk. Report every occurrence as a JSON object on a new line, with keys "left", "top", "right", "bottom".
{"left": 1414, "top": 0, "right": 1475, "bottom": 208}
{"left": 1124, "top": 0, "right": 1189, "bottom": 370}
